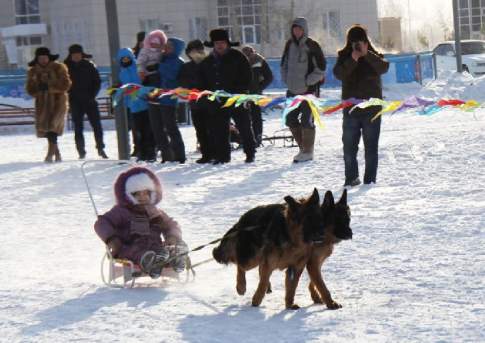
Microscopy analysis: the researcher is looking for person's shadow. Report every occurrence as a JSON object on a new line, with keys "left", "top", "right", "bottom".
{"left": 22, "top": 286, "right": 167, "bottom": 337}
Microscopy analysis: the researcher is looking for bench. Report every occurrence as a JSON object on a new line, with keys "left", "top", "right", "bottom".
{"left": 0, "top": 96, "right": 114, "bottom": 126}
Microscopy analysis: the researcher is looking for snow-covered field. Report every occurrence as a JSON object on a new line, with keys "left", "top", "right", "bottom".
{"left": 0, "top": 77, "right": 484, "bottom": 342}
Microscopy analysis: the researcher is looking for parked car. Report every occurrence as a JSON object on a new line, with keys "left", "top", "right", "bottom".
{"left": 432, "top": 40, "right": 485, "bottom": 77}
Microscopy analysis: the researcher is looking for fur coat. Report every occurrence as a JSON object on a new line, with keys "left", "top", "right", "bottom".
{"left": 26, "top": 61, "right": 71, "bottom": 137}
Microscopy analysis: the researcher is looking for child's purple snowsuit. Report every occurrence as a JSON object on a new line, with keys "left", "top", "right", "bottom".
{"left": 94, "top": 167, "right": 181, "bottom": 264}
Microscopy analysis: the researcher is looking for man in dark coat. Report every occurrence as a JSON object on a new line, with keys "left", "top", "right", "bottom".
{"left": 333, "top": 25, "right": 389, "bottom": 186}
{"left": 64, "top": 44, "right": 108, "bottom": 159}
{"left": 242, "top": 45, "right": 273, "bottom": 146}
{"left": 178, "top": 39, "right": 214, "bottom": 163}
{"left": 199, "top": 28, "right": 256, "bottom": 164}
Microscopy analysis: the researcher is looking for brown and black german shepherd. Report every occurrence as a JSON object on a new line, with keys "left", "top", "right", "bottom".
{"left": 306, "top": 189, "right": 352, "bottom": 309}
{"left": 212, "top": 188, "right": 352, "bottom": 309}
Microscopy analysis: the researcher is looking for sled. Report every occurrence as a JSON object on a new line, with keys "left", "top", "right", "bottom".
{"left": 101, "top": 246, "right": 195, "bottom": 288}
{"left": 261, "top": 128, "right": 297, "bottom": 147}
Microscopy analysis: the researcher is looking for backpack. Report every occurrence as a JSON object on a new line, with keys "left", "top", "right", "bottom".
{"left": 281, "top": 38, "right": 326, "bottom": 96}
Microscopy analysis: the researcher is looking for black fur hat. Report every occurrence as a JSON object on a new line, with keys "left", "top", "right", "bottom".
{"left": 68, "top": 44, "right": 93, "bottom": 59}
{"left": 204, "top": 28, "right": 240, "bottom": 47}
{"left": 185, "top": 39, "right": 204, "bottom": 55}
{"left": 28, "top": 47, "right": 59, "bottom": 67}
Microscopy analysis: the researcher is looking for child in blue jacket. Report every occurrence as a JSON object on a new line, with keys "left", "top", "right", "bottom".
{"left": 117, "top": 48, "right": 156, "bottom": 161}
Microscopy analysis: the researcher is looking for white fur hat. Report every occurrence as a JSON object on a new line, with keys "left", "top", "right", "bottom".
{"left": 125, "top": 172, "right": 157, "bottom": 205}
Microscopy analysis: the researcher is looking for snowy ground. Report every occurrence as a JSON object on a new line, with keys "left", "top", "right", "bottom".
{"left": 0, "top": 78, "right": 484, "bottom": 342}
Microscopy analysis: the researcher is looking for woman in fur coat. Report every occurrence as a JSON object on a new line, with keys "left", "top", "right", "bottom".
{"left": 26, "top": 47, "right": 71, "bottom": 162}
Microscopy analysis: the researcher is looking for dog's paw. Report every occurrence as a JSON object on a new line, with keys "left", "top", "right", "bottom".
{"left": 266, "top": 283, "right": 272, "bottom": 294}
{"left": 236, "top": 284, "right": 246, "bottom": 295}
{"left": 286, "top": 304, "right": 300, "bottom": 310}
{"left": 326, "top": 301, "right": 342, "bottom": 310}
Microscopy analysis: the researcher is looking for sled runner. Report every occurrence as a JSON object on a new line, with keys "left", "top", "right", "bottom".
{"left": 100, "top": 245, "right": 194, "bottom": 288}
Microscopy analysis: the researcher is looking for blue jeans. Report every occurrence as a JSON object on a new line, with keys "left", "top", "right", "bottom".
{"left": 342, "top": 106, "right": 381, "bottom": 184}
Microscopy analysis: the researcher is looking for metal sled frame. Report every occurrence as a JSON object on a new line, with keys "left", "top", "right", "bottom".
{"left": 261, "top": 128, "right": 297, "bottom": 147}
{"left": 101, "top": 247, "right": 195, "bottom": 288}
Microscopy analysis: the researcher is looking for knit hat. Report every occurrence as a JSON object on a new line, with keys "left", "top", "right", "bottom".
{"left": 28, "top": 47, "right": 59, "bottom": 67}
{"left": 204, "top": 28, "right": 240, "bottom": 47}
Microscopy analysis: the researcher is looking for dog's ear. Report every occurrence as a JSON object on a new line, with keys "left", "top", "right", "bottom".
{"left": 284, "top": 195, "right": 300, "bottom": 214}
{"left": 308, "top": 188, "right": 320, "bottom": 206}
{"left": 322, "top": 190, "right": 335, "bottom": 211}
{"left": 338, "top": 189, "right": 347, "bottom": 206}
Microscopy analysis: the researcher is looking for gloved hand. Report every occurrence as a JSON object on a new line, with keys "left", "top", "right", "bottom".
{"left": 39, "top": 82, "right": 48, "bottom": 92}
{"left": 107, "top": 236, "right": 122, "bottom": 256}
{"left": 170, "top": 240, "right": 189, "bottom": 273}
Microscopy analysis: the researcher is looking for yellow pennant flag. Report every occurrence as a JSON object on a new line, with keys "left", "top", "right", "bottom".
{"left": 371, "top": 101, "right": 402, "bottom": 121}
{"left": 222, "top": 96, "right": 240, "bottom": 108}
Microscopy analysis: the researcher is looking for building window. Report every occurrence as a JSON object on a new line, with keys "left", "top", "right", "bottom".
{"left": 216, "top": 0, "right": 262, "bottom": 44}
{"left": 15, "top": 0, "right": 40, "bottom": 24}
{"left": 460, "top": 0, "right": 469, "bottom": 8}
{"left": 323, "top": 10, "right": 342, "bottom": 39}
{"left": 189, "top": 17, "right": 208, "bottom": 40}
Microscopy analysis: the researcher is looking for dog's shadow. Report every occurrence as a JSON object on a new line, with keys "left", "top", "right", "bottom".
{"left": 21, "top": 286, "right": 167, "bottom": 337}
{"left": 178, "top": 295, "right": 325, "bottom": 343}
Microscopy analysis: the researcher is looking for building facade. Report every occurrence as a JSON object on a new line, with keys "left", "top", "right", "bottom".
{"left": 0, "top": 0, "right": 379, "bottom": 69}
{"left": 458, "top": 0, "right": 485, "bottom": 39}
{"left": 378, "top": 17, "right": 402, "bottom": 52}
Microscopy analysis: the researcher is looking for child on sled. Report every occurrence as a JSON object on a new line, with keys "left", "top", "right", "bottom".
{"left": 94, "top": 166, "right": 188, "bottom": 278}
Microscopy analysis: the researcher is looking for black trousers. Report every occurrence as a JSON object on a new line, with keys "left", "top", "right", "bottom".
{"left": 342, "top": 106, "right": 382, "bottom": 184}
{"left": 70, "top": 99, "right": 105, "bottom": 154}
{"left": 148, "top": 103, "right": 185, "bottom": 161}
{"left": 131, "top": 110, "right": 156, "bottom": 160}
{"left": 190, "top": 102, "right": 214, "bottom": 159}
{"left": 209, "top": 102, "right": 256, "bottom": 162}
{"left": 249, "top": 103, "right": 263, "bottom": 145}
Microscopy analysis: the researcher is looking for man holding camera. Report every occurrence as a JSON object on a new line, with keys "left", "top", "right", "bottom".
{"left": 333, "top": 25, "right": 389, "bottom": 187}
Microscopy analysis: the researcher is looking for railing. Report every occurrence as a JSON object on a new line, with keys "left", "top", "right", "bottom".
{"left": 0, "top": 96, "right": 113, "bottom": 126}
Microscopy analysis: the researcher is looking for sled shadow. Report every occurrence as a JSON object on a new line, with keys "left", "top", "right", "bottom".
{"left": 21, "top": 287, "right": 167, "bottom": 337}
{"left": 178, "top": 302, "right": 324, "bottom": 343}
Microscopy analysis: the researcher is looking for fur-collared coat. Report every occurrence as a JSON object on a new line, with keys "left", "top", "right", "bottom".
{"left": 94, "top": 167, "right": 182, "bottom": 263}
{"left": 25, "top": 61, "right": 71, "bottom": 138}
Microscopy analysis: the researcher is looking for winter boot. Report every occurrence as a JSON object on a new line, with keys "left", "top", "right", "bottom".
{"left": 53, "top": 144, "right": 62, "bottom": 162}
{"left": 140, "top": 251, "right": 157, "bottom": 273}
{"left": 293, "top": 128, "right": 315, "bottom": 163}
{"left": 98, "top": 149, "right": 109, "bottom": 159}
{"left": 289, "top": 126, "right": 303, "bottom": 162}
{"left": 344, "top": 177, "right": 361, "bottom": 187}
{"left": 44, "top": 142, "right": 54, "bottom": 163}
{"left": 161, "top": 148, "right": 174, "bottom": 163}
